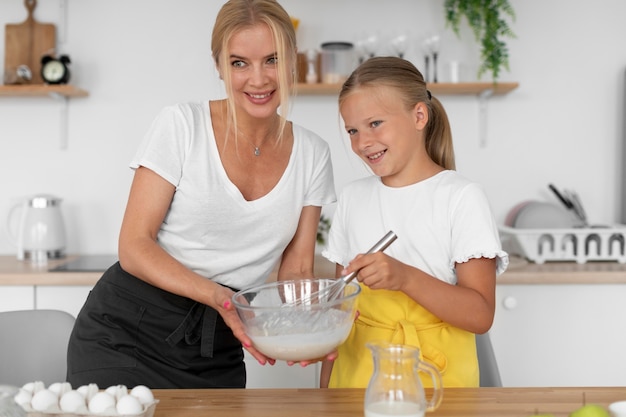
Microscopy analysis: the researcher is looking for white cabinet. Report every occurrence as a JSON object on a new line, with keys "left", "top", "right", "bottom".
{"left": 490, "top": 284, "right": 626, "bottom": 387}
{"left": 0, "top": 285, "right": 92, "bottom": 317}
{"left": 0, "top": 285, "right": 92, "bottom": 318}
{"left": 36, "top": 286, "right": 92, "bottom": 317}
{"left": 0, "top": 286, "right": 34, "bottom": 312}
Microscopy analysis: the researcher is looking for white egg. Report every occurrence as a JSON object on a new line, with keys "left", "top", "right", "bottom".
{"left": 116, "top": 394, "right": 144, "bottom": 415}
{"left": 77, "top": 383, "right": 99, "bottom": 401}
{"left": 59, "top": 390, "right": 86, "bottom": 412}
{"left": 13, "top": 388, "right": 32, "bottom": 407}
{"left": 88, "top": 391, "right": 116, "bottom": 414}
{"left": 48, "top": 381, "right": 72, "bottom": 396}
{"left": 31, "top": 388, "right": 58, "bottom": 411}
{"left": 21, "top": 381, "right": 45, "bottom": 394}
{"left": 105, "top": 384, "right": 128, "bottom": 400}
{"left": 130, "top": 385, "right": 154, "bottom": 405}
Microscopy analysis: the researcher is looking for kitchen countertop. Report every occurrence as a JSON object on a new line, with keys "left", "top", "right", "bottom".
{"left": 1, "top": 254, "right": 626, "bottom": 286}
{"left": 150, "top": 387, "right": 626, "bottom": 417}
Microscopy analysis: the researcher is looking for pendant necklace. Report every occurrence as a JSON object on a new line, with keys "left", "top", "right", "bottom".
{"left": 237, "top": 124, "right": 277, "bottom": 157}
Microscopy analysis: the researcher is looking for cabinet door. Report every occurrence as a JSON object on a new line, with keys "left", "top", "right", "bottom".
{"left": 491, "top": 284, "right": 626, "bottom": 387}
{"left": 35, "top": 286, "right": 92, "bottom": 318}
{"left": 0, "top": 286, "right": 34, "bottom": 312}
{"left": 244, "top": 351, "right": 319, "bottom": 388}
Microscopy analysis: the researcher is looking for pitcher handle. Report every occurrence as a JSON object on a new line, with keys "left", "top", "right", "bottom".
{"left": 417, "top": 360, "right": 443, "bottom": 412}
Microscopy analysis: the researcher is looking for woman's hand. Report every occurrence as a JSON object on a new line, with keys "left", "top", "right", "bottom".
{"left": 212, "top": 285, "right": 276, "bottom": 366}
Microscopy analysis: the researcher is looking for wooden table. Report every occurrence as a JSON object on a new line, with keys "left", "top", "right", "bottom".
{"left": 151, "top": 387, "right": 626, "bottom": 417}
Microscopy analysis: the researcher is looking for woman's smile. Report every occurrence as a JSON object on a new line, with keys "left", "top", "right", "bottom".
{"left": 246, "top": 90, "right": 275, "bottom": 105}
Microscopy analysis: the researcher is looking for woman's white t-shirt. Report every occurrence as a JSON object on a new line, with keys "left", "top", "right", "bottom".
{"left": 130, "top": 102, "right": 336, "bottom": 289}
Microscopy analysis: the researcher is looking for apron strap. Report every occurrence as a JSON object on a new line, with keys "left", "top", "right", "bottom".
{"left": 358, "top": 315, "right": 449, "bottom": 373}
{"left": 165, "top": 303, "right": 218, "bottom": 358}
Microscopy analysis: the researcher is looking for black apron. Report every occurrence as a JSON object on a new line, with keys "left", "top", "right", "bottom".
{"left": 66, "top": 262, "right": 245, "bottom": 388}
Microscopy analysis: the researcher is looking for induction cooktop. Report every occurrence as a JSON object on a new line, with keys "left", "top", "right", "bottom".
{"left": 49, "top": 255, "right": 118, "bottom": 272}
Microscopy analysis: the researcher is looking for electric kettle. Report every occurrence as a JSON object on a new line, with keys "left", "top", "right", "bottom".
{"left": 7, "top": 194, "right": 67, "bottom": 262}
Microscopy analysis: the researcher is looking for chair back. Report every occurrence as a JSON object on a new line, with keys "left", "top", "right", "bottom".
{"left": 476, "top": 332, "right": 503, "bottom": 387}
{"left": 0, "top": 309, "right": 75, "bottom": 386}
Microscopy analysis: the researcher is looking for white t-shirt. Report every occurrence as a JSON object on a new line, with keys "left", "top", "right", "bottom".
{"left": 130, "top": 102, "right": 336, "bottom": 289}
{"left": 323, "top": 170, "right": 508, "bottom": 284}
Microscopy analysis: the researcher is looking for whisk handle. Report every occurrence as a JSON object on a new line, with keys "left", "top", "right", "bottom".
{"left": 341, "top": 231, "right": 398, "bottom": 285}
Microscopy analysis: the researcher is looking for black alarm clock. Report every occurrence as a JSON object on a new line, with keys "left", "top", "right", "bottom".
{"left": 41, "top": 55, "right": 71, "bottom": 84}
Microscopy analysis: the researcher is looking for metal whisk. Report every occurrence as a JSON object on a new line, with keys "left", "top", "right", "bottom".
{"left": 288, "top": 231, "right": 397, "bottom": 306}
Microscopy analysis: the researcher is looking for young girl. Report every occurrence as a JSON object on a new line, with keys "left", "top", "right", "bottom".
{"left": 321, "top": 57, "right": 508, "bottom": 388}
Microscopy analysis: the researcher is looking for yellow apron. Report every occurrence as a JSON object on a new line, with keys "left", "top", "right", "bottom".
{"left": 329, "top": 283, "right": 479, "bottom": 388}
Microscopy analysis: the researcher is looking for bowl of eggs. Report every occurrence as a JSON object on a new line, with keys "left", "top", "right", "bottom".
{"left": 12, "top": 381, "right": 157, "bottom": 416}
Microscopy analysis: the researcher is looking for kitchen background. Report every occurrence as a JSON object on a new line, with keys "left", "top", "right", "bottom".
{"left": 1, "top": 0, "right": 626, "bottom": 256}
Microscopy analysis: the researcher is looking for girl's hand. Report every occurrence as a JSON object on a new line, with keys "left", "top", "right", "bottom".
{"left": 213, "top": 286, "right": 276, "bottom": 366}
{"left": 343, "top": 252, "right": 408, "bottom": 291}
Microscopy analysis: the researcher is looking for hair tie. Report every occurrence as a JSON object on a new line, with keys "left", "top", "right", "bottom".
{"left": 427, "top": 90, "right": 432, "bottom": 100}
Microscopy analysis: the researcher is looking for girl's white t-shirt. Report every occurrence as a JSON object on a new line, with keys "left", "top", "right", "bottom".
{"left": 323, "top": 170, "right": 508, "bottom": 284}
{"left": 130, "top": 102, "right": 336, "bottom": 289}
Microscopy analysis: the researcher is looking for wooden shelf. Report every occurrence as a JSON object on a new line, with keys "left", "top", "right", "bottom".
{"left": 296, "top": 81, "right": 519, "bottom": 96}
{"left": 1, "top": 84, "right": 88, "bottom": 149}
{"left": 0, "top": 84, "right": 88, "bottom": 98}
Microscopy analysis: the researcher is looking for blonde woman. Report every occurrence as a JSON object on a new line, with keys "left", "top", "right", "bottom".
{"left": 67, "top": 0, "right": 335, "bottom": 389}
{"left": 321, "top": 57, "right": 508, "bottom": 388}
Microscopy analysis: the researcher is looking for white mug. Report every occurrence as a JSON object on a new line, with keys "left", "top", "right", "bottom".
{"left": 609, "top": 401, "right": 626, "bottom": 417}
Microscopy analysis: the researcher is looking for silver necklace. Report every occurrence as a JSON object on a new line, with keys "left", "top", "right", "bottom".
{"left": 237, "top": 125, "right": 276, "bottom": 156}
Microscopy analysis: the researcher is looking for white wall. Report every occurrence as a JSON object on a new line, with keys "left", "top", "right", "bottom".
{"left": 1, "top": 0, "right": 626, "bottom": 255}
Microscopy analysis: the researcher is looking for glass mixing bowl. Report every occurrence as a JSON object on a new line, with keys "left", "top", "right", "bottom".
{"left": 232, "top": 279, "right": 361, "bottom": 361}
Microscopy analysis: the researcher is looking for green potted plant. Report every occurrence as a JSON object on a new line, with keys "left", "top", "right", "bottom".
{"left": 444, "top": 0, "right": 516, "bottom": 82}
{"left": 317, "top": 215, "right": 331, "bottom": 247}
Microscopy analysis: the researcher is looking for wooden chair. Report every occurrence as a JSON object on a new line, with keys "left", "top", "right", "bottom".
{"left": 0, "top": 309, "right": 75, "bottom": 386}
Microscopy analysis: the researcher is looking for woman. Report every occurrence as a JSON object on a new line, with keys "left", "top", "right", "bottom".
{"left": 67, "top": 0, "right": 336, "bottom": 389}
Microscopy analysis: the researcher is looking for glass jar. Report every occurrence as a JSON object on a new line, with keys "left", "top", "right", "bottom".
{"left": 319, "top": 41, "right": 355, "bottom": 84}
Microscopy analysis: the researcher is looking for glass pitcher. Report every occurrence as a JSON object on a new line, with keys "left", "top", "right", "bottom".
{"left": 364, "top": 341, "right": 443, "bottom": 417}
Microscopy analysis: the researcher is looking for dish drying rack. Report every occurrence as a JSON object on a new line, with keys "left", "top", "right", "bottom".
{"left": 499, "top": 225, "right": 626, "bottom": 264}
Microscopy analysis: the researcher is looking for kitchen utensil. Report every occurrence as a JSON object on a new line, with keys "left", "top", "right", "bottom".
{"left": 421, "top": 38, "right": 431, "bottom": 82}
{"left": 290, "top": 230, "right": 397, "bottom": 307}
{"left": 6, "top": 194, "right": 67, "bottom": 262}
{"left": 390, "top": 33, "right": 409, "bottom": 58}
{"left": 547, "top": 184, "right": 589, "bottom": 227}
{"left": 4, "top": 0, "right": 56, "bottom": 85}
{"left": 565, "top": 189, "right": 589, "bottom": 227}
{"left": 428, "top": 34, "right": 441, "bottom": 83}
{"left": 231, "top": 279, "right": 360, "bottom": 361}
{"left": 548, "top": 183, "right": 573, "bottom": 210}
{"left": 364, "top": 341, "right": 443, "bottom": 417}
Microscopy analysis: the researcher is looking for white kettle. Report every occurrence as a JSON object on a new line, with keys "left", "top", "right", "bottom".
{"left": 7, "top": 194, "right": 67, "bottom": 262}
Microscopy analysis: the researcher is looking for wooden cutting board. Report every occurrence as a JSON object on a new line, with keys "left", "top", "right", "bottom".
{"left": 4, "top": 0, "right": 56, "bottom": 84}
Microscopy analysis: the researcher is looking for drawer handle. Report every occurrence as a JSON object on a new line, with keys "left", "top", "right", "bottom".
{"left": 503, "top": 296, "right": 517, "bottom": 310}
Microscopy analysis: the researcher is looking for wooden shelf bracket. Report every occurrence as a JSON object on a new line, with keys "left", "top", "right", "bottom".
{"left": 48, "top": 92, "right": 69, "bottom": 150}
